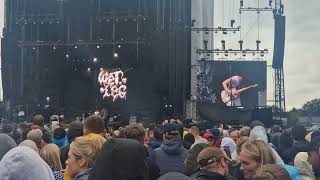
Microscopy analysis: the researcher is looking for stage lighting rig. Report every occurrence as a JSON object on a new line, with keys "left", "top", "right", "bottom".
{"left": 15, "top": 13, "right": 61, "bottom": 25}
{"left": 191, "top": 26, "right": 240, "bottom": 34}
{"left": 96, "top": 10, "right": 145, "bottom": 23}
{"left": 196, "top": 49, "right": 268, "bottom": 57}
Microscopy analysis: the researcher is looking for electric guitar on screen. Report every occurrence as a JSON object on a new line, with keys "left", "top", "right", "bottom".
{"left": 221, "top": 84, "right": 258, "bottom": 105}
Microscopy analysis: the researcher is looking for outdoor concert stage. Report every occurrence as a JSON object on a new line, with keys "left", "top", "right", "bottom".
{"left": 1, "top": 0, "right": 273, "bottom": 124}
{"left": 1, "top": 0, "right": 191, "bottom": 121}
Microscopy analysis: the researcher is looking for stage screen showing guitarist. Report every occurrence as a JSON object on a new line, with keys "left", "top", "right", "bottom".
{"left": 196, "top": 61, "right": 266, "bottom": 107}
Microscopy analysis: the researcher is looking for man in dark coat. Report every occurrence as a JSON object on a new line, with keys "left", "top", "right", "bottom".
{"left": 196, "top": 147, "right": 229, "bottom": 180}
{"left": 150, "top": 124, "right": 188, "bottom": 175}
{"left": 282, "top": 125, "right": 310, "bottom": 164}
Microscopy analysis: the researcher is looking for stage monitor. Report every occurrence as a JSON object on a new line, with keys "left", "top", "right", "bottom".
{"left": 197, "top": 60, "right": 267, "bottom": 107}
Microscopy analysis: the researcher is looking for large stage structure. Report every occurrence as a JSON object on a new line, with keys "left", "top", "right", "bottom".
{"left": 1, "top": 0, "right": 191, "bottom": 121}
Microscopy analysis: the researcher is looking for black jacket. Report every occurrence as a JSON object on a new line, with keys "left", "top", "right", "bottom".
{"left": 282, "top": 140, "right": 310, "bottom": 164}
{"left": 196, "top": 170, "right": 228, "bottom": 180}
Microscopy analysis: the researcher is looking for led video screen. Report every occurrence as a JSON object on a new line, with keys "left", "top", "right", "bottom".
{"left": 197, "top": 60, "right": 267, "bottom": 107}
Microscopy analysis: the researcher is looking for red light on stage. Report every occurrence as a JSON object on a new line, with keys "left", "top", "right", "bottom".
{"left": 98, "top": 69, "right": 127, "bottom": 101}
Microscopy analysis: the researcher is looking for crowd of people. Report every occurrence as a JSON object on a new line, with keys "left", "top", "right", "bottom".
{"left": 1, "top": 114, "right": 320, "bottom": 180}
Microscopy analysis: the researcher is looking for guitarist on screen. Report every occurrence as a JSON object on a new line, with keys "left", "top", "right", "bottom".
{"left": 221, "top": 75, "right": 258, "bottom": 106}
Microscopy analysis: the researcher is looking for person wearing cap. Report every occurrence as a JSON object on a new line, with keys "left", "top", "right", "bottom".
{"left": 150, "top": 124, "right": 188, "bottom": 175}
{"left": 196, "top": 147, "right": 230, "bottom": 180}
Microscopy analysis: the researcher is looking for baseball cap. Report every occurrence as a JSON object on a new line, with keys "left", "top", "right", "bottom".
{"left": 203, "top": 131, "right": 214, "bottom": 140}
{"left": 197, "top": 147, "right": 230, "bottom": 167}
{"left": 163, "top": 124, "right": 180, "bottom": 135}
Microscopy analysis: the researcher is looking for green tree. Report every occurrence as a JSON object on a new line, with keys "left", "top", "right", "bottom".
{"left": 302, "top": 98, "right": 320, "bottom": 115}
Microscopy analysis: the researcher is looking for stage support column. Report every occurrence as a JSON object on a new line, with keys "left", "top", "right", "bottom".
{"left": 190, "top": 0, "right": 215, "bottom": 122}
{"left": 19, "top": 25, "right": 25, "bottom": 97}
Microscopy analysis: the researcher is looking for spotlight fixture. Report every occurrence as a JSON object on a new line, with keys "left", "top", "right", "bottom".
{"left": 87, "top": 68, "right": 91, "bottom": 72}
{"left": 66, "top": 54, "right": 69, "bottom": 58}
{"left": 118, "top": 45, "right": 121, "bottom": 48}
{"left": 53, "top": 46, "right": 56, "bottom": 50}
{"left": 93, "top": 58, "right": 98, "bottom": 63}
{"left": 114, "top": 53, "right": 119, "bottom": 58}
{"left": 97, "top": 45, "right": 100, "bottom": 49}
{"left": 74, "top": 45, "right": 78, "bottom": 49}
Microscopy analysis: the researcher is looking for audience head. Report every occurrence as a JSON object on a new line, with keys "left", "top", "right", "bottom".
{"left": 253, "top": 164, "right": 291, "bottom": 180}
{"left": 66, "top": 136, "right": 104, "bottom": 178}
{"left": 89, "top": 138, "right": 149, "bottom": 180}
{"left": 19, "top": 139, "right": 39, "bottom": 153}
{"left": 209, "top": 128, "right": 220, "bottom": 140}
{"left": 33, "top": 114, "right": 45, "bottom": 127}
{"left": 230, "top": 130, "right": 240, "bottom": 139}
{"left": 123, "top": 124, "right": 146, "bottom": 144}
{"left": 183, "top": 132, "right": 195, "bottom": 150}
{"left": 159, "top": 172, "right": 192, "bottom": 180}
{"left": 0, "top": 146, "right": 55, "bottom": 180}
{"left": 249, "top": 121, "right": 265, "bottom": 129}
{"left": 307, "top": 138, "right": 320, "bottom": 173}
{"left": 239, "top": 140, "right": 276, "bottom": 180}
{"left": 291, "top": 124, "right": 307, "bottom": 141}
{"left": 239, "top": 126, "right": 251, "bottom": 137}
{"left": 0, "top": 133, "right": 17, "bottom": 160}
{"left": 295, "top": 152, "right": 316, "bottom": 180}
{"left": 83, "top": 115, "right": 106, "bottom": 136}
{"left": 27, "top": 129, "right": 43, "bottom": 146}
{"left": 279, "top": 131, "right": 293, "bottom": 150}
{"left": 67, "top": 121, "right": 84, "bottom": 143}
{"left": 163, "top": 124, "right": 181, "bottom": 140}
{"left": 189, "top": 126, "right": 200, "bottom": 137}
{"left": 249, "top": 126, "right": 268, "bottom": 143}
{"left": 17, "top": 122, "right": 29, "bottom": 141}
{"left": 53, "top": 127, "right": 68, "bottom": 148}
{"left": 220, "top": 137, "right": 237, "bottom": 158}
{"left": 40, "top": 144, "right": 62, "bottom": 170}
{"left": 197, "top": 147, "right": 230, "bottom": 177}
{"left": 236, "top": 137, "right": 249, "bottom": 155}
{"left": 184, "top": 143, "right": 210, "bottom": 175}
{"left": 270, "top": 125, "right": 282, "bottom": 134}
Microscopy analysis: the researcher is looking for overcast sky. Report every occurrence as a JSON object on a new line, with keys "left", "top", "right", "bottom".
{"left": 0, "top": 0, "right": 319, "bottom": 109}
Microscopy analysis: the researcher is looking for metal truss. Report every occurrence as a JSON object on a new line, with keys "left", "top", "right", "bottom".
{"left": 18, "top": 40, "right": 146, "bottom": 47}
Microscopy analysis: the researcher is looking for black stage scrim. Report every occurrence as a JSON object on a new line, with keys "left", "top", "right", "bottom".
{"left": 197, "top": 60, "right": 267, "bottom": 107}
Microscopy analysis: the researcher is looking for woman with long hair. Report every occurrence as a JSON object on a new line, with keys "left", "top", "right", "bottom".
{"left": 40, "top": 144, "right": 64, "bottom": 180}
{"left": 239, "top": 140, "right": 276, "bottom": 180}
{"left": 66, "top": 136, "right": 105, "bottom": 180}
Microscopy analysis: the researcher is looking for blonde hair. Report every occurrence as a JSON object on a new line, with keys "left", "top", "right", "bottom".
{"left": 27, "top": 129, "right": 43, "bottom": 145}
{"left": 241, "top": 140, "right": 275, "bottom": 165}
{"left": 70, "top": 136, "right": 105, "bottom": 168}
{"left": 239, "top": 126, "right": 251, "bottom": 137}
{"left": 40, "top": 144, "right": 62, "bottom": 170}
{"left": 236, "top": 137, "right": 249, "bottom": 155}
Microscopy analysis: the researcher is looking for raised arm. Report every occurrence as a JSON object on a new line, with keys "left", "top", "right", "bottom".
{"left": 222, "top": 78, "right": 231, "bottom": 94}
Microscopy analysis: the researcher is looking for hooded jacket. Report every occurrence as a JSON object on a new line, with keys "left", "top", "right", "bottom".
{"left": 294, "top": 152, "right": 316, "bottom": 180}
{"left": 89, "top": 138, "right": 149, "bottom": 180}
{"left": 159, "top": 172, "right": 192, "bottom": 180}
{"left": 283, "top": 139, "right": 310, "bottom": 165}
{"left": 249, "top": 126, "right": 284, "bottom": 164}
{"left": 0, "top": 146, "right": 55, "bottom": 180}
{"left": 74, "top": 168, "right": 92, "bottom": 180}
{"left": 151, "top": 139, "right": 188, "bottom": 175}
{"left": 0, "top": 133, "right": 17, "bottom": 160}
{"left": 196, "top": 170, "right": 228, "bottom": 180}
